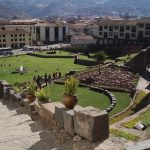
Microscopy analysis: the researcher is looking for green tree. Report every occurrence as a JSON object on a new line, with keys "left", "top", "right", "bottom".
{"left": 94, "top": 52, "right": 106, "bottom": 74}
{"left": 94, "top": 52, "right": 106, "bottom": 63}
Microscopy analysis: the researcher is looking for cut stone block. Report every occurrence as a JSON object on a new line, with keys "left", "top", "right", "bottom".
{"left": 23, "top": 99, "right": 35, "bottom": 117}
{"left": 14, "top": 93, "right": 22, "bottom": 102}
{"left": 74, "top": 106, "right": 109, "bottom": 142}
{"left": 55, "top": 104, "right": 68, "bottom": 128}
{"left": 63, "top": 105, "right": 84, "bottom": 136}
{"left": 34, "top": 100, "right": 42, "bottom": 114}
{"left": 41, "top": 102, "right": 62, "bottom": 125}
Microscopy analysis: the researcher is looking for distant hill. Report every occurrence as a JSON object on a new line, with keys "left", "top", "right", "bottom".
{"left": 0, "top": 0, "right": 150, "bottom": 18}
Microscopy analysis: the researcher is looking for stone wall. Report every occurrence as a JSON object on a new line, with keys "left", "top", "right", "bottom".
{"left": 27, "top": 53, "right": 75, "bottom": 58}
{"left": 126, "top": 47, "right": 150, "bottom": 72}
{"left": 74, "top": 58, "right": 100, "bottom": 66}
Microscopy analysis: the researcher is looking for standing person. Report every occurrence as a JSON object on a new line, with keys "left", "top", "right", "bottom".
{"left": 48, "top": 74, "right": 51, "bottom": 84}
{"left": 55, "top": 72, "right": 58, "bottom": 79}
{"left": 33, "top": 76, "right": 36, "bottom": 82}
{"left": 36, "top": 75, "right": 41, "bottom": 90}
{"left": 44, "top": 73, "right": 48, "bottom": 86}
{"left": 53, "top": 72, "right": 56, "bottom": 80}
{"left": 58, "top": 71, "right": 61, "bottom": 79}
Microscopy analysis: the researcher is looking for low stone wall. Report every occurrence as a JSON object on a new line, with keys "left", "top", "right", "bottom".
{"left": 0, "top": 80, "right": 109, "bottom": 143}
{"left": 74, "top": 59, "right": 100, "bottom": 66}
{"left": 27, "top": 53, "right": 75, "bottom": 58}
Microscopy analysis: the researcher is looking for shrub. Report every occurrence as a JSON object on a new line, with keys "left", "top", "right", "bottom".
{"left": 94, "top": 52, "right": 106, "bottom": 62}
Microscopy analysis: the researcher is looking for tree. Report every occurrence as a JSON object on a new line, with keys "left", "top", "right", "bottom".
{"left": 94, "top": 52, "right": 106, "bottom": 74}
{"left": 94, "top": 52, "right": 106, "bottom": 63}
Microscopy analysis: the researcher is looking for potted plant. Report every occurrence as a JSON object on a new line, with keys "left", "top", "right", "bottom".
{"left": 36, "top": 88, "right": 50, "bottom": 106}
{"left": 26, "top": 82, "right": 36, "bottom": 102}
{"left": 63, "top": 76, "right": 79, "bottom": 109}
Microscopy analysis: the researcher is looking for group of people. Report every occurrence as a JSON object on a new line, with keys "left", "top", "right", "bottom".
{"left": 77, "top": 65, "right": 135, "bottom": 91}
{"left": 33, "top": 71, "right": 62, "bottom": 89}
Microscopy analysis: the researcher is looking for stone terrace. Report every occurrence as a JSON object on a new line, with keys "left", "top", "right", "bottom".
{"left": 0, "top": 98, "right": 130, "bottom": 150}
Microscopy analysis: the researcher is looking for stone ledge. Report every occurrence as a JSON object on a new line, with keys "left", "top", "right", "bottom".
{"left": 74, "top": 106, "right": 109, "bottom": 142}
{"left": 41, "top": 102, "right": 63, "bottom": 125}
{"left": 63, "top": 105, "right": 83, "bottom": 136}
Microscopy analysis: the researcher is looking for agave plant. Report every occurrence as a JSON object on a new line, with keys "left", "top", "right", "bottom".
{"left": 64, "top": 76, "right": 79, "bottom": 95}
{"left": 26, "top": 82, "right": 36, "bottom": 95}
{"left": 35, "top": 88, "right": 50, "bottom": 102}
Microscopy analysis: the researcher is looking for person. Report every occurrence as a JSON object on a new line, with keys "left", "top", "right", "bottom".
{"left": 36, "top": 75, "right": 41, "bottom": 90}
{"left": 44, "top": 73, "right": 48, "bottom": 86}
{"left": 53, "top": 72, "right": 56, "bottom": 80}
{"left": 58, "top": 71, "right": 61, "bottom": 79}
{"left": 33, "top": 76, "right": 36, "bottom": 82}
{"left": 48, "top": 74, "right": 51, "bottom": 84}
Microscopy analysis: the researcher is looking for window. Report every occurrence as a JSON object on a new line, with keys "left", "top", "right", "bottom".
{"left": 99, "top": 32, "right": 103, "bottom": 36}
{"left": 11, "top": 35, "right": 13, "bottom": 37}
{"left": 145, "top": 31, "right": 150, "bottom": 35}
{"left": 125, "top": 33, "right": 130, "bottom": 39}
{"left": 14, "top": 34, "right": 17, "bottom": 37}
{"left": 99, "top": 26, "right": 103, "bottom": 31}
{"left": 104, "top": 32, "right": 108, "bottom": 38}
{"left": 131, "top": 26, "right": 136, "bottom": 32}
{"left": 29, "top": 34, "right": 31, "bottom": 36}
{"left": 15, "top": 39, "right": 17, "bottom": 41}
{"left": 109, "top": 32, "right": 113, "bottom": 36}
{"left": 109, "top": 26, "right": 113, "bottom": 31}
{"left": 114, "top": 26, "right": 118, "bottom": 30}
{"left": 3, "top": 39, "right": 6, "bottom": 42}
{"left": 29, "top": 38, "right": 31, "bottom": 41}
{"left": 131, "top": 33, "right": 136, "bottom": 37}
{"left": 11, "top": 39, "right": 13, "bottom": 42}
{"left": 19, "top": 34, "right": 22, "bottom": 37}
{"left": 104, "top": 26, "right": 108, "bottom": 30}
{"left": 126, "top": 26, "right": 130, "bottom": 30}
{"left": 145, "top": 24, "right": 150, "bottom": 30}
{"left": 120, "top": 33, "right": 124, "bottom": 37}
{"left": 0, "top": 39, "right": 1, "bottom": 42}
{"left": 20, "top": 39, "right": 22, "bottom": 41}
{"left": 139, "top": 24, "right": 144, "bottom": 28}
{"left": 3, "top": 35, "right": 5, "bottom": 37}
{"left": 120, "top": 26, "right": 124, "bottom": 32}
{"left": 23, "top": 34, "right": 25, "bottom": 37}
{"left": 23, "top": 39, "right": 25, "bottom": 41}
{"left": 3, "top": 44, "right": 6, "bottom": 47}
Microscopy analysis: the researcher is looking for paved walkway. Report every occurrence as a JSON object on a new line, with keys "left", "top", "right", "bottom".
{"left": 0, "top": 98, "right": 69, "bottom": 150}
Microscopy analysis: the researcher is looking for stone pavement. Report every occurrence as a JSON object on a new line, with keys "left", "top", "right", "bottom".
{"left": 0, "top": 98, "right": 73, "bottom": 150}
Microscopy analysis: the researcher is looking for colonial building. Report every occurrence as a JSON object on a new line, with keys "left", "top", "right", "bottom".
{"left": 0, "top": 20, "right": 68, "bottom": 48}
{"left": 0, "top": 28, "right": 31, "bottom": 49}
{"left": 87, "top": 17, "right": 150, "bottom": 45}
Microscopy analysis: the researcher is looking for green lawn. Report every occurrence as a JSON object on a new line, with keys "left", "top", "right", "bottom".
{"left": 0, "top": 55, "right": 85, "bottom": 84}
{"left": 45, "top": 83, "right": 131, "bottom": 117}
